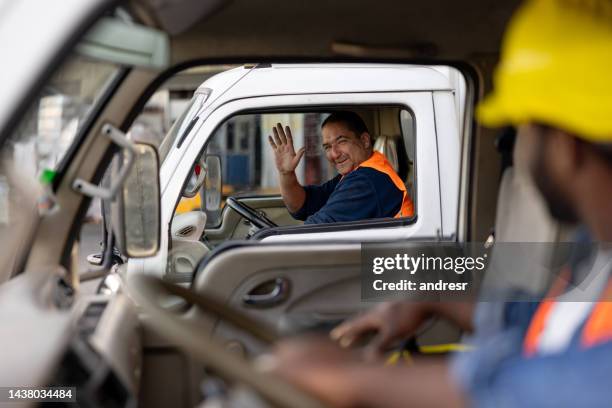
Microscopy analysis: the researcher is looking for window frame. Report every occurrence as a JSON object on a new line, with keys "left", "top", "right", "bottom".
{"left": 162, "top": 91, "right": 445, "bottom": 245}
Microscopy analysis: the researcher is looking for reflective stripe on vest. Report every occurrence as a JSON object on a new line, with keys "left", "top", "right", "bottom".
{"left": 523, "top": 268, "right": 612, "bottom": 356}
{"left": 357, "top": 151, "right": 414, "bottom": 218}
{"left": 582, "top": 288, "right": 612, "bottom": 348}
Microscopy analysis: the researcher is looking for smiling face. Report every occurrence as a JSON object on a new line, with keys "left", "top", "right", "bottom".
{"left": 321, "top": 121, "right": 372, "bottom": 176}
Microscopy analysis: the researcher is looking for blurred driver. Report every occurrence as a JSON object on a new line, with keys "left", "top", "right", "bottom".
{"left": 265, "top": 1, "right": 612, "bottom": 407}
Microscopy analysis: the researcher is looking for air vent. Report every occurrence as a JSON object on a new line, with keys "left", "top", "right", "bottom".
{"left": 177, "top": 225, "right": 195, "bottom": 237}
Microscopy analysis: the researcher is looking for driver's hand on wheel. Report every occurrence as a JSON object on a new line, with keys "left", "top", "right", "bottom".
{"left": 268, "top": 123, "right": 306, "bottom": 175}
{"left": 258, "top": 335, "right": 362, "bottom": 408}
{"left": 330, "top": 301, "right": 431, "bottom": 362}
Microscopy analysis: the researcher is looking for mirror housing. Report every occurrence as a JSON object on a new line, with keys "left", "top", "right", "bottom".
{"left": 113, "top": 142, "right": 161, "bottom": 258}
{"left": 77, "top": 17, "right": 170, "bottom": 70}
{"left": 182, "top": 156, "right": 206, "bottom": 198}
{"left": 204, "top": 155, "right": 222, "bottom": 211}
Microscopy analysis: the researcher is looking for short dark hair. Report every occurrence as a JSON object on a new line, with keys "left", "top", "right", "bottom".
{"left": 321, "top": 111, "right": 369, "bottom": 136}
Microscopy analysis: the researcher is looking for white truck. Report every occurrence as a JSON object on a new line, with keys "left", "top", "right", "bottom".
{"left": 135, "top": 64, "right": 468, "bottom": 284}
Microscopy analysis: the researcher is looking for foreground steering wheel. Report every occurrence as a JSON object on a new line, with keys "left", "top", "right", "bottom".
{"left": 126, "top": 273, "right": 326, "bottom": 408}
{"left": 226, "top": 197, "right": 278, "bottom": 229}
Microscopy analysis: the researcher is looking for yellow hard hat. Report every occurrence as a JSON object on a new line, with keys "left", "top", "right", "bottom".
{"left": 477, "top": 0, "right": 612, "bottom": 142}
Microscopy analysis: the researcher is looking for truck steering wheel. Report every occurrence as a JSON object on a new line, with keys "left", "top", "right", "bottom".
{"left": 226, "top": 196, "right": 278, "bottom": 229}
{"left": 127, "top": 273, "right": 326, "bottom": 408}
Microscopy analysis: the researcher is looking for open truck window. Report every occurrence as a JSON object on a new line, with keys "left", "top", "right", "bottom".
{"left": 188, "top": 108, "right": 418, "bottom": 228}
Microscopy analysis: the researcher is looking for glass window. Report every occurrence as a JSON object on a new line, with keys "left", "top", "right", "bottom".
{"left": 8, "top": 55, "right": 120, "bottom": 173}
{"left": 0, "top": 54, "right": 122, "bottom": 282}
{"left": 205, "top": 112, "right": 333, "bottom": 198}
{"left": 156, "top": 66, "right": 239, "bottom": 164}
{"left": 159, "top": 90, "right": 209, "bottom": 163}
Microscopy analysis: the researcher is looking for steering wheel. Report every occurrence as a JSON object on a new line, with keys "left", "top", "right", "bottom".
{"left": 226, "top": 197, "right": 278, "bottom": 229}
{"left": 126, "top": 273, "right": 326, "bottom": 408}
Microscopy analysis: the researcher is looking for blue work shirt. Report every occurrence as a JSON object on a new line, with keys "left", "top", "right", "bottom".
{"left": 290, "top": 167, "right": 403, "bottom": 224}
{"left": 452, "top": 233, "right": 612, "bottom": 408}
{"left": 452, "top": 299, "right": 612, "bottom": 407}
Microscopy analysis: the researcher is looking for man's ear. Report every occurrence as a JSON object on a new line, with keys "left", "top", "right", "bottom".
{"left": 360, "top": 132, "right": 372, "bottom": 148}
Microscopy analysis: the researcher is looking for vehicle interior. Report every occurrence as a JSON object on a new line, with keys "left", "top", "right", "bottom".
{"left": 0, "top": 0, "right": 575, "bottom": 407}
{"left": 173, "top": 107, "right": 415, "bottom": 242}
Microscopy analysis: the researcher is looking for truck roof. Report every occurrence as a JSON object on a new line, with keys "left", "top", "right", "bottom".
{"left": 196, "top": 64, "right": 454, "bottom": 101}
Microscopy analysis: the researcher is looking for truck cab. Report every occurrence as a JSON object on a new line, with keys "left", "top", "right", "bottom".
{"left": 138, "top": 63, "right": 468, "bottom": 282}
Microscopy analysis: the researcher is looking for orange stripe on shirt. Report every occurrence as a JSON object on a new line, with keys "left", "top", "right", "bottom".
{"left": 523, "top": 267, "right": 572, "bottom": 357}
{"left": 358, "top": 151, "right": 414, "bottom": 217}
{"left": 582, "top": 282, "right": 612, "bottom": 348}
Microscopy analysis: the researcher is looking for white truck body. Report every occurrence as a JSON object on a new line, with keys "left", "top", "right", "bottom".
{"left": 140, "top": 64, "right": 464, "bottom": 277}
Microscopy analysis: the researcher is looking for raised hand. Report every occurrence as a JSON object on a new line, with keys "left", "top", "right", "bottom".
{"left": 268, "top": 123, "right": 306, "bottom": 175}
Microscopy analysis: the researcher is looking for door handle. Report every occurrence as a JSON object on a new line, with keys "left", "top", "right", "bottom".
{"left": 242, "top": 278, "right": 290, "bottom": 308}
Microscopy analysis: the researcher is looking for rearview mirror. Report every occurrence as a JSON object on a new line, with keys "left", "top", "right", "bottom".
{"left": 115, "top": 143, "right": 161, "bottom": 258}
{"left": 77, "top": 17, "right": 170, "bottom": 69}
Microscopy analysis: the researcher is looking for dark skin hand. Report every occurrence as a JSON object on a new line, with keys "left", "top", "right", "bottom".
{"left": 330, "top": 301, "right": 475, "bottom": 362}
{"left": 263, "top": 335, "right": 467, "bottom": 408}
{"left": 259, "top": 301, "right": 474, "bottom": 407}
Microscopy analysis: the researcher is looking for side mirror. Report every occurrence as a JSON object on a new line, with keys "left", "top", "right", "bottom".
{"left": 182, "top": 156, "right": 206, "bottom": 198}
{"left": 114, "top": 143, "right": 161, "bottom": 258}
{"left": 204, "top": 155, "right": 222, "bottom": 211}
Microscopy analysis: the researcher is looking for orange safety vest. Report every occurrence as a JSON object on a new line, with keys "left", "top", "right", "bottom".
{"left": 357, "top": 151, "right": 414, "bottom": 218}
{"left": 523, "top": 267, "right": 612, "bottom": 356}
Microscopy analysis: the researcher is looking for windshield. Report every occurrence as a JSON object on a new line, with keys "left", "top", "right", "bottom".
{"left": 159, "top": 90, "right": 209, "bottom": 164}
{"left": 0, "top": 53, "right": 121, "bottom": 281}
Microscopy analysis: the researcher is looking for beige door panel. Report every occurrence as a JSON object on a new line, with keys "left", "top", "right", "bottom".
{"left": 190, "top": 243, "right": 461, "bottom": 356}
{"left": 167, "top": 211, "right": 210, "bottom": 282}
{"left": 167, "top": 239, "right": 209, "bottom": 283}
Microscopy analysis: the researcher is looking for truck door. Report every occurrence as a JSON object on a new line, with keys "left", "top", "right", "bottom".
{"left": 140, "top": 90, "right": 450, "bottom": 280}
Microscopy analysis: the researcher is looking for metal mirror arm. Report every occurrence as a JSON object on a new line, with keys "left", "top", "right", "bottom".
{"left": 72, "top": 124, "right": 136, "bottom": 200}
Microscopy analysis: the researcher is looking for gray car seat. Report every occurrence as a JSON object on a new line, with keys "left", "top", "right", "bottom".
{"left": 481, "top": 130, "right": 572, "bottom": 297}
